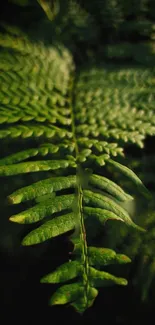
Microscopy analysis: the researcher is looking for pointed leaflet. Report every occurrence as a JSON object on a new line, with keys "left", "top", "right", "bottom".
{"left": 73, "top": 241, "right": 131, "bottom": 265}
{"left": 37, "top": 0, "right": 60, "bottom": 21}
{"left": 0, "top": 145, "right": 59, "bottom": 165}
{"left": 89, "top": 174, "right": 133, "bottom": 202}
{"left": 88, "top": 247, "right": 131, "bottom": 266}
{"left": 8, "top": 176, "right": 76, "bottom": 204}
{"left": 108, "top": 159, "right": 151, "bottom": 199}
{"left": 0, "top": 124, "right": 72, "bottom": 140}
{"left": 41, "top": 261, "right": 82, "bottom": 283}
{"left": 22, "top": 213, "right": 75, "bottom": 245}
{"left": 50, "top": 282, "right": 98, "bottom": 314}
{"left": 49, "top": 283, "right": 84, "bottom": 305}
{"left": 89, "top": 267, "right": 128, "bottom": 287}
{"left": 83, "top": 189, "right": 145, "bottom": 231}
{"left": 0, "top": 148, "right": 40, "bottom": 165}
{"left": 10, "top": 194, "right": 75, "bottom": 224}
{"left": 0, "top": 142, "right": 75, "bottom": 165}
{"left": 84, "top": 207, "right": 145, "bottom": 231}
{"left": 83, "top": 190, "right": 136, "bottom": 225}
{"left": 0, "top": 160, "right": 74, "bottom": 176}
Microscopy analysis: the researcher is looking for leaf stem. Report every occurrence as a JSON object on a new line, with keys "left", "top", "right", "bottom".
{"left": 70, "top": 76, "right": 89, "bottom": 307}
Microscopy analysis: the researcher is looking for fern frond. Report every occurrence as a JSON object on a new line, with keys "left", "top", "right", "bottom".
{"left": 0, "top": 28, "right": 153, "bottom": 314}
{"left": 0, "top": 33, "right": 73, "bottom": 133}
{"left": 75, "top": 65, "right": 155, "bottom": 149}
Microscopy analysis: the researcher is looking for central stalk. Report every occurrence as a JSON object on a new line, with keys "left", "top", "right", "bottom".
{"left": 70, "top": 77, "right": 89, "bottom": 306}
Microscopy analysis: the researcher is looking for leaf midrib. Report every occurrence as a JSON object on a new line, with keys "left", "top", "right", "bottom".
{"left": 70, "top": 75, "right": 90, "bottom": 307}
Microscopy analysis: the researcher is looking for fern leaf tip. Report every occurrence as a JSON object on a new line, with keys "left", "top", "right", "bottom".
{"left": 21, "top": 236, "right": 32, "bottom": 246}
{"left": 8, "top": 195, "right": 20, "bottom": 205}
{"left": 118, "top": 278, "right": 128, "bottom": 286}
{"left": 116, "top": 254, "right": 132, "bottom": 264}
{"left": 9, "top": 215, "right": 25, "bottom": 223}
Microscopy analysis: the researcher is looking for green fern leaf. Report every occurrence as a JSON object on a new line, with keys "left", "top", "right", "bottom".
{"left": 88, "top": 247, "right": 131, "bottom": 266}
{"left": 108, "top": 159, "right": 151, "bottom": 199}
{"left": 41, "top": 261, "right": 82, "bottom": 283}
{"left": 84, "top": 207, "right": 144, "bottom": 232}
{"left": 10, "top": 194, "right": 75, "bottom": 224}
{"left": 89, "top": 174, "right": 133, "bottom": 202}
{"left": 22, "top": 213, "right": 75, "bottom": 245}
{"left": 0, "top": 160, "right": 73, "bottom": 176}
{"left": 8, "top": 176, "right": 76, "bottom": 204}
{"left": 89, "top": 267, "right": 128, "bottom": 287}
{"left": 0, "top": 27, "right": 153, "bottom": 314}
{"left": 49, "top": 283, "right": 86, "bottom": 305}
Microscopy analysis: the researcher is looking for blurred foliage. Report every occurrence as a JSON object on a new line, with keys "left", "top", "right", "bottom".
{"left": 101, "top": 149, "right": 155, "bottom": 304}
{"left": 1, "top": 0, "right": 155, "bottom": 64}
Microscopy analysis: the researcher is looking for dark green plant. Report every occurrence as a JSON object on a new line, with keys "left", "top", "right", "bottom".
{"left": 0, "top": 0, "right": 155, "bottom": 315}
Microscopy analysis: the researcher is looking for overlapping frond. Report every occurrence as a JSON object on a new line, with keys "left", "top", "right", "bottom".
{"left": 0, "top": 32, "right": 73, "bottom": 128}
{"left": 75, "top": 65, "right": 155, "bottom": 151}
{"left": 0, "top": 29, "right": 153, "bottom": 313}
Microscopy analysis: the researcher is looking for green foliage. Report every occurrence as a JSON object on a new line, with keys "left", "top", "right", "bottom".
{"left": 37, "top": 0, "right": 60, "bottom": 21}
{"left": 99, "top": 153, "right": 155, "bottom": 304}
{"left": 0, "top": 0, "right": 155, "bottom": 315}
{"left": 115, "top": 155, "right": 155, "bottom": 303}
